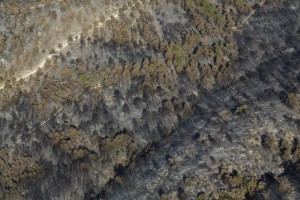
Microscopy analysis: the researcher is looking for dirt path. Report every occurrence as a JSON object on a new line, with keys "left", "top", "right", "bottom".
{"left": 0, "top": 9, "right": 120, "bottom": 90}
{"left": 3, "top": 9, "right": 121, "bottom": 135}
{"left": 232, "top": 0, "right": 266, "bottom": 31}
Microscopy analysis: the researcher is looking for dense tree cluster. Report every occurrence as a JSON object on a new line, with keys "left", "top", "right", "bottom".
{"left": 0, "top": 147, "right": 43, "bottom": 200}
{"left": 47, "top": 126, "right": 97, "bottom": 160}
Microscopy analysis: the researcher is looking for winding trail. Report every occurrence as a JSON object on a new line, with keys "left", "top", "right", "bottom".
{"left": 24, "top": 9, "right": 120, "bottom": 134}
{"left": 0, "top": 9, "right": 120, "bottom": 90}
{"left": 232, "top": 0, "right": 266, "bottom": 31}
{"left": 1, "top": 1, "right": 265, "bottom": 90}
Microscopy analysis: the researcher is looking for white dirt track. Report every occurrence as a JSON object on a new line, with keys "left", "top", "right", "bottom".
{"left": 0, "top": 9, "right": 120, "bottom": 90}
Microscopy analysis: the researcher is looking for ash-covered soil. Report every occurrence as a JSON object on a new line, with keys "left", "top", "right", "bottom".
{"left": 0, "top": 0, "right": 300, "bottom": 199}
